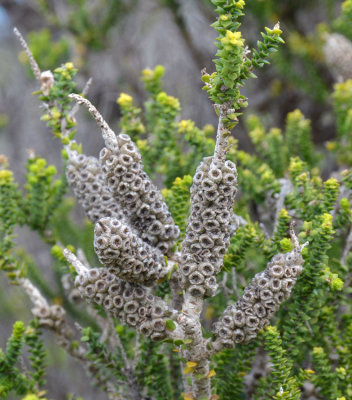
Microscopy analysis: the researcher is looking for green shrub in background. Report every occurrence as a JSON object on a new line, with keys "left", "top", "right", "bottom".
{"left": 1, "top": 1, "right": 352, "bottom": 399}
{"left": 18, "top": 28, "right": 69, "bottom": 74}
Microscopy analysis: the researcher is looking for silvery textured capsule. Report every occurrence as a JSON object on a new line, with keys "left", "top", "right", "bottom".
{"left": 74, "top": 267, "right": 172, "bottom": 340}
{"left": 66, "top": 151, "right": 127, "bottom": 223}
{"left": 99, "top": 134, "right": 179, "bottom": 254}
{"left": 94, "top": 217, "right": 166, "bottom": 285}
{"left": 213, "top": 246, "right": 304, "bottom": 348}
{"left": 180, "top": 156, "right": 238, "bottom": 297}
{"left": 31, "top": 304, "right": 66, "bottom": 330}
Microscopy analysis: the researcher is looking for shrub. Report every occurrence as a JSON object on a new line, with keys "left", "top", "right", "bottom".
{"left": 1, "top": 1, "right": 352, "bottom": 399}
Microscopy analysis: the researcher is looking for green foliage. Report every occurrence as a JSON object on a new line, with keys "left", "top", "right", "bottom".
{"left": 0, "top": 321, "right": 41, "bottom": 399}
{"left": 19, "top": 29, "right": 69, "bottom": 74}
{"left": 176, "top": 120, "right": 216, "bottom": 183}
{"left": 117, "top": 66, "right": 216, "bottom": 186}
{"left": 279, "top": 160, "right": 342, "bottom": 362}
{"left": 234, "top": 150, "right": 280, "bottom": 203}
{"left": 213, "top": 341, "right": 257, "bottom": 399}
{"left": 162, "top": 175, "right": 192, "bottom": 242}
{"left": 330, "top": 80, "right": 352, "bottom": 165}
{"left": 136, "top": 341, "right": 174, "bottom": 400}
{"left": 262, "top": 0, "right": 352, "bottom": 104}
{"left": 270, "top": 209, "right": 292, "bottom": 257}
{"left": 333, "top": 0, "right": 352, "bottom": 41}
{"left": 117, "top": 93, "right": 146, "bottom": 142}
{"left": 0, "top": 166, "right": 22, "bottom": 281}
{"left": 338, "top": 321, "right": 352, "bottom": 397}
{"left": 247, "top": 115, "right": 287, "bottom": 177}
{"left": 4, "top": 1, "right": 352, "bottom": 399}
{"left": 0, "top": 114, "right": 8, "bottom": 130}
{"left": 50, "top": 198, "right": 98, "bottom": 265}
{"left": 223, "top": 222, "right": 260, "bottom": 275}
{"left": 23, "top": 157, "right": 66, "bottom": 233}
{"left": 254, "top": 326, "right": 310, "bottom": 400}
{"left": 272, "top": 30, "right": 328, "bottom": 103}
{"left": 25, "top": 321, "right": 47, "bottom": 391}
{"left": 144, "top": 91, "right": 180, "bottom": 177}
{"left": 2, "top": 321, "right": 25, "bottom": 372}
{"left": 202, "top": 0, "right": 283, "bottom": 128}
{"left": 284, "top": 109, "right": 318, "bottom": 167}
{"left": 39, "top": 62, "right": 78, "bottom": 140}
{"left": 240, "top": 0, "right": 336, "bottom": 103}
{"left": 80, "top": 326, "right": 126, "bottom": 391}
{"left": 35, "top": 0, "right": 136, "bottom": 51}
{"left": 311, "top": 346, "right": 345, "bottom": 399}
{"left": 66, "top": 0, "right": 128, "bottom": 49}
{"left": 141, "top": 65, "right": 165, "bottom": 98}
{"left": 245, "top": 110, "right": 317, "bottom": 179}
{"left": 140, "top": 66, "right": 188, "bottom": 185}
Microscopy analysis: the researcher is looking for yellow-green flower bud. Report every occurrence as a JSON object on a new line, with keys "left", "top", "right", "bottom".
{"left": 154, "top": 65, "right": 165, "bottom": 78}
{"left": 0, "top": 169, "right": 13, "bottom": 184}
{"left": 331, "top": 277, "right": 344, "bottom": 291}
{"left": 221, "top": 30, "right": 245, "bottom": 48}
{"left": 46, "top": 165, "right": 57, "bottom": 176}
{"left": 51, "top": 245, "right": 64, "bottom": 261}
{"left": 265, "top": 22, "right": 283, "bottom": 36}
{"left": 312, "top": 346, "right": 324, "bottom": 355}
{"left": 340, "top": 197, "right": 350, "bottom": 210}
{"left": 117, "top": 93, "right": 133, "bottom": 108}
{"left": 321, "top": 213, "right": 333, "bottom": 229}
{"left": 65, "top": 62, "right": 74, "bottom": 70}
{"left": 280, "top": 238, "right": 293, "bottom": 252}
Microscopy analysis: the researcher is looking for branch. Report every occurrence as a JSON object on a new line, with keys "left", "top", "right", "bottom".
{"left": 63, "top": 249, "right": 184, "bottom": 342}
{"left": 273, "top": 178, "right": 293, "bottom": 234}
{"left": 175, "top": 112, "right": 239, "bottom": 398}
{"left": 13, "top": 27, "right": 41, "bottom": 81}
{"left": 213, "top": 111, "right": 231, "bottom": 164}
{"left": 341, "top": 225, "right": 352, "bottom": 266}
{"left": 13, "top": 28, "right": 57, "bottom": 102}
{"left": 68, "top": 93, "right": 118, "bottom": 151}
{"left": 69, "top": 94, "right": 179, "bottom": 255}
{"left": 18, "top": 277, "right": 117, "bottom": 396}
{"left": 63, "top": 248, "right": 88, "bottom": 275}
{"left": 211, "top": 225, "right": 308, "bottom": 353}
{"left": 69, "top": 77, "right": 93, "bottom": 119}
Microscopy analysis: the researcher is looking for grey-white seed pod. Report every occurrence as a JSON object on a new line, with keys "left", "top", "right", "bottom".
{"left": 94, "top": 217, "right": 166, "bottom": 285}
{"left": 98, "top": 135, "right": 179, "bottom": 254}
{"left": 75, "top": 267, "right": 175, "bottom": 340}
{"left": 32, "top": 304, "right": 66, "bottom": 330}
{"left": 213, "top": 228, "right": 306, "bottom": 349}
{"left": 180, "top": 156, "right": 238, "bottom": 298}
{"left": 67, "top": 94, "right": 179, "bottom": 254}
{"left": 66, "top": 151, "right": 127, "bottom": 224}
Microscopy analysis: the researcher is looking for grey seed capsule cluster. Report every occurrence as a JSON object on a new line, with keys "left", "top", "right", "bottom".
{"left": 75, "top": 267, "right": 172, "bottom": 341}
{"left": 66, "top": 152, "right": 127, "bottom": 223}
{"left": 99, "top": 133, "right": 179, "bottom": 254}
{"left": 213, "top": 248, "right": 304, "bottom": 348}
{"left": 61, "top": 274, "right": 82, "bottom": 303}
{"left": 180, "top": 156, "right": 238, "bottom": 297}
{"left": 94, "top": 217, "right": 166, "bottom": 285}
{"left": 31, "top": 304, "right": 66, "bottom": 330}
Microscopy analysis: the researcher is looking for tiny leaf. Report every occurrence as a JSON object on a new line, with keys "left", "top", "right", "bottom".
{"left": 166, "top": 319, "right": 177, "bottom": 331}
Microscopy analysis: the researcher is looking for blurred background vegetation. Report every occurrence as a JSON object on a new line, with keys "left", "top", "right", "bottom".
{"left": 0, "top": 0, "right": 351, "bottom": 398}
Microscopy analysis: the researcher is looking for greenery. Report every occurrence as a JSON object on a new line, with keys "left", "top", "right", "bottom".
{"left": 1, "top": 1, "right": 352, "bottom": 399}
